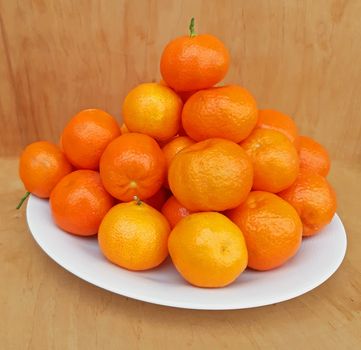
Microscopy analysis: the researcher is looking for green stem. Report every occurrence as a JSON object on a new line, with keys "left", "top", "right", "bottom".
{"left": 189, "top": 17, "right": 196, "bottom": 37}
{"left": 16, "top": 191, "right": 30, "bottom": 209}
{"left": 133, "top": 195, "right": 142, "bottom": 206}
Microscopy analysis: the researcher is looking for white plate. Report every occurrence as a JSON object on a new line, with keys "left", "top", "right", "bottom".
{"left": 26, "top": 195, "right": 347, "bottom": 310}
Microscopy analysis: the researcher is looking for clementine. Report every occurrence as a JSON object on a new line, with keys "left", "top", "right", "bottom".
{"left": 122, "top": 83, "right": 183, "bottom": 142}
{"left": 162, "top": 136, "right": 195, "bottom": 187}
{"left": 161, "top": 195, "right": 193, "bottom": 228}
{"left": 168, "top": 212, "right": 248, "bottom": 287}
{"left": 50, "top": 170, "right": 115, "bottom": 236}
{"left": 182, "top": 85, "right": 258, "bottom": 143}
{"left": 160, "top": 18, "right": 230, "bottom": 92}
{"left": 98, "top": 198, "right": 170, "bottom": 271}
{"left": 62, "top": 109, "right": 120, "bottom": 170}
{"left": 257, "top": 109, "right": 299, "bottom": 147}
{"left": 144, "top": 187, "right": 170, "bottom": 211}
{"left": 19, "top": 141, "right": 72, "bottom": 200}
{"left": 168, "top": 138, "right": 253, "bottom": 211}
{"left": 241, "top": 129, "right": 299, "bottom": 193}
{"left": 227, "top": 191, "right": 302, "bottom": 271}
{"left": 99, "top": 133, "right": 166, "bottom": 201}
{"left": 298, "top": 135, "right": 330, "bottom": 176}
{"left": 278, "top": 171, "right": 337, "bottom": 236}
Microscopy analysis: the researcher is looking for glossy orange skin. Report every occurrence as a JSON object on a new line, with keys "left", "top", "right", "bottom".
{"left": 157, "top": 136, "right": 177, "bottom": 148}
{"left": 98, "top": 201, "right": 170, "bottom": 271}
{"left": 227, "top": 191, "right": 302, "bottom": 271}
{"left": 168, "top": 138, "right": 253, "bottom": 211}
{"left": 162, "top": 136, "right": 196, "bottom": 167}
{"left": 161, "top": 195, "right": 193, "bottom": 228}
{"left": 278, "top": 171, "right": 337, "bottom": 236}
{"left": 162, "top": 136, "right": 195, "bottom": 188}
{"left": 182, "top": 85, "right": 258, "bottom": 143}
{"left": 160, "top": 34, "right": 230, "bottom": 92}
{"left": 241, "top": 129, "right": 299, "bottom": 193}
{"left": 50, "top": 170, "right": 115, "bottom": 236}
{"left": 298, "top": 135, "right": 330, "bottom": 176}
{"left": 122, "top": 83, "right": 183, "bottom": 142}
{"left": 257, "top": 109, "right": 299, "bottom": 147}
{"left": 99, "top": 133, "right": 166, "bottom": 202}
{"left": 144, "top": 187, "right": 171, "bottom": 211}
{"left": 168, "top": 212, "right": 248, "bottom": 288}
{"left": 19, "top": 141, "right": 72, "bottom": 198}
{"left": 62, "top": 109, "right": 120, "bottom": 170}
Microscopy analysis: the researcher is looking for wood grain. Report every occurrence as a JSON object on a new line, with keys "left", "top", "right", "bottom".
{"left": 0, "top": 0, "right": 361, "bottom": 161}
{"left": 1, "top": 1, "right": 361, "bottom": 349}
{"left": 0, "top": 157, "right": 360, "bottom": 349}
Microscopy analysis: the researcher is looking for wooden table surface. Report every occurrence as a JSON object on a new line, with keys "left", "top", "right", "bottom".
{"left": 0, "top": 157, "right": 360, "bottom": 349}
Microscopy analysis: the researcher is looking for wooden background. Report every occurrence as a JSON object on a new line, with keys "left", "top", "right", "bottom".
{"left": 1, "top": 0, "right": 361, "bottom": 161}
{"left": 1, "top": 1, "right": 361, "bottom": 349}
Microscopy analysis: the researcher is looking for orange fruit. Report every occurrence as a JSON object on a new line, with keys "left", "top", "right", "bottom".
{"left": 98, "top": 199, "right": 170, "bottom": 271}
{"left": 241, "top": 129, "right": 299, "bottom": 193}
{"left": 160, "top": 18, "right": 230, "bottom": 92}
{"left": 298, "top": 135, "right": 330, "bottom": 176}
{"left": 168, "top": 138, "right": 253, "bottom": 211}
{"left": 122, "top": 83, "right": 183, "bottom": 142}
{"left": 177, "top": 90, "right": 197, "bottom": 103}
{"left": 19, "top": 141, "right": 72, "bottom": 198}
{"left": 161, "top": 195, "right": 193, "bottom": 228}
{"left": 182, "top": 85, "right": 258, "bottom": 143}
{"left": 144, "top": 187, "right": 170, "bottom": 211}
{"left": 50, "top": 170, "right": 115, "bottom": 236}
{"left": 168, "top": 212, "right": 248, "bottom": 288}
{"left": 257, "top": 109, "right": 299, "bottom": 147}
{"left": 163, "top": 136, "right": 195, "bottom": 167}
{"left": 99, "top": 133, "right": 166, "bottom": 201}
{"left": 278, "top": 171, "right": 337, "bottom": 236}
{"left": 227, "top": 191, "right": 302, "bottom": 271}
{"left": 62, "top": 109, "right": 120, "bottom": 170}
{"left": 156, "top": 135, "right": 178, "bottom": 149}
{"left": 162, "top": 136, "right": 195, "bottom": 187}
{"left": 120, "top": 123, "right": 129, "bottom": 135}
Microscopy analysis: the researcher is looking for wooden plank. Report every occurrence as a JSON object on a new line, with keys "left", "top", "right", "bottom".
{"left": 0, "top": 0, "right": 360, "bottom": 161}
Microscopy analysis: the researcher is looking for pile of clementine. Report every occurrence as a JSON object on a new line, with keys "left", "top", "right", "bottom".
{"left": 18, "top": 19, "right": 337, "bottom": 288}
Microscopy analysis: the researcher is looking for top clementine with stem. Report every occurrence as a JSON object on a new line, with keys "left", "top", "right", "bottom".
{"left": 160, "top": 18, "right": 230, "bottom": 91}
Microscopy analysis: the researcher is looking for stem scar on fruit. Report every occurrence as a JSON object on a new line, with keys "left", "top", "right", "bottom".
{"left": 189, "top": 17, "right": 196, "bottom": 38}
{"left": 133, "top": 195, "right": 142, "bottom": 206}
